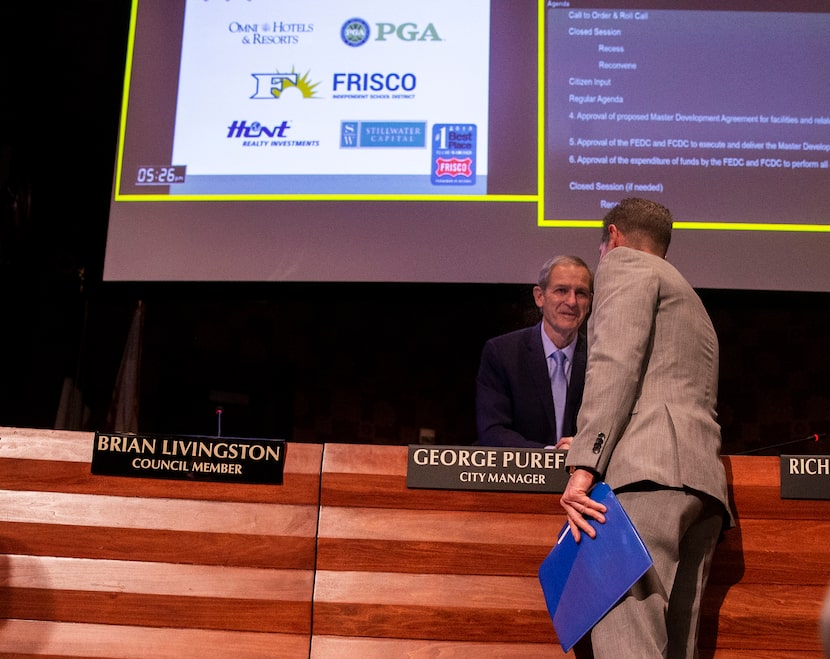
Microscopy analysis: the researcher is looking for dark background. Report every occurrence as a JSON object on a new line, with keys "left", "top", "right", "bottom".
{"left": 1, "top": 2, "right": 828, "bottom": 455}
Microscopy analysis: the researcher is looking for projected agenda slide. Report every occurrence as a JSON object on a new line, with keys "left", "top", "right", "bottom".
{"left": 544, "top": 2, "right": 830, "bottom": 228}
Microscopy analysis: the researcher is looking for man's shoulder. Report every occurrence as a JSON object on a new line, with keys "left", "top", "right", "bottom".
{"left": 607, "top": 245, "right": 660, "bottom": 266}
{"left": 486, "top": 323, "right": 540, "bottom": 349}
{"left": 603, "top": 247, "right": 689, "bottom": 284}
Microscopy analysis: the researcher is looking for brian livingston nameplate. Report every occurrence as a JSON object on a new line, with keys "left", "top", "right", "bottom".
{"left": 406, "top": 445, "right": 570, "bottom": 493}
{"left": 92, "top": 432, "right": 286, "bottom": 484}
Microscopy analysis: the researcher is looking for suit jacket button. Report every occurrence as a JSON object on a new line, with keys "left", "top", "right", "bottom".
{"left": 592, "top": 432, "right": 605, "bottom": 454}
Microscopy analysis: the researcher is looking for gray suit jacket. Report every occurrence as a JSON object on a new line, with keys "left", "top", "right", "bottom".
{"left": 565, "top": 247, "right": 734, "bottom": 526}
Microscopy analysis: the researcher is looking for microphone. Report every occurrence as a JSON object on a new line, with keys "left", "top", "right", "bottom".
{"left": 215, "top": 406, "right": 223, "bottom": 438}
{"left": 735, "top": 432, "right": 827, "bottom": 455}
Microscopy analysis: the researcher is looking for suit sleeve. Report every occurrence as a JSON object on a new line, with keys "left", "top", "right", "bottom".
{"left": 475, "top": 339, "right": 546, "bottom": 448}
{"left": 565, "top": 249, "right": 659, "bottom": 474}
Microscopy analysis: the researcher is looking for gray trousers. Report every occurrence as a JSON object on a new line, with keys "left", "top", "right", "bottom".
{"left": 588, "top": 487, "right": 724, "bottom": 659}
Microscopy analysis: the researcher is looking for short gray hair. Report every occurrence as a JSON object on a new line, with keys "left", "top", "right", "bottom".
{"left": 537, "top": 255, "right": 593, "bottom": 292}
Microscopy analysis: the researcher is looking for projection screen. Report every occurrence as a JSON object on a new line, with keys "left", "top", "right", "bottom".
{"left": 103, "top": 0, "right": 830, "bottom": 291}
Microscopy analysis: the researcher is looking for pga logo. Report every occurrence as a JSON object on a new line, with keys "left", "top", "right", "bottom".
{"left": 341, "top": 18, "right": 441, "bottom": 47}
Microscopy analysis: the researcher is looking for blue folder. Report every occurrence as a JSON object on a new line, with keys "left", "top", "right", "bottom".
{"left": 538, "top": 482, "right": 653, "bottom": 652}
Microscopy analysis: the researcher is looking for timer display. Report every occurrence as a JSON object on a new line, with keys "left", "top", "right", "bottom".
{"left": 135, "top": 165, "right": 187, "bottom": 185}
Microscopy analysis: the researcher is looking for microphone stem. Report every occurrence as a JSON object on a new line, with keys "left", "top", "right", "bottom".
{"left": 735, "top": 433, "right": 825, "bottom": 455}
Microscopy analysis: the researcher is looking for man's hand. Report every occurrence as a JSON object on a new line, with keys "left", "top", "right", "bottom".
{"left": 554, "top": 435, "right": 573, "bottom": 450}
{"left": 560, "top": 468, "right": 606, "bottom": 542}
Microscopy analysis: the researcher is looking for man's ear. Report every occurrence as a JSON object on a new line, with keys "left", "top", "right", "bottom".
{"left": 607, "top": 223, "right": 622, "bottom": 248}
{"left": 532, "top": 285, "right": 545, "bottom": 309}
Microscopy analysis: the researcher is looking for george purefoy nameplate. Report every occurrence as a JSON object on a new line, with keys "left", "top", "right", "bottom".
{"left": 92, "top": 432, "right": 286, "bottom": 485}
{"left": 406, "top": 445, "right": 570, "bottom": 493}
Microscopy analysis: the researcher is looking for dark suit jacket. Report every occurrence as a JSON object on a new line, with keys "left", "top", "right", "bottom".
{"left": 475, "top": 322, "right": 587, "bottom": 448}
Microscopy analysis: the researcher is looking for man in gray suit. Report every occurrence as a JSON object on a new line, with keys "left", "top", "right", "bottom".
{"left": 561, "top": 198, "right": 735, "bottom": 658}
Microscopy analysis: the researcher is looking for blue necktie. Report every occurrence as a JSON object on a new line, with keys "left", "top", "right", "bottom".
{"left": 551, "top": 350, "right": 567, "bottom": 443}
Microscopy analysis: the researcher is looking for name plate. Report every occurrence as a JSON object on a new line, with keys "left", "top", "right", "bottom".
{"left": 406, "top": 445, "right": 570, "bottom": 493}
{"left": 92, "top": 432, "right": 286, "bottom": 485}
{"left": 780, "top": 454, "right": 830, "bottom": 500}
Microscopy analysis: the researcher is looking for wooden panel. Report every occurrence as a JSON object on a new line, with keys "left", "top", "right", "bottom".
{"left": 1, "top": 490, "right": 317, "bottom": 535}
{"left": 2, "top": 554, "right": 313, "bottom": 598}
{"left": 310, "top": 635, "right": 826, "bottom": 659}
{"left": 0, "top": 427, "right": 98, "bottom": 461}
{"left": 0, "top": 428, "right": 322, "bottom": 656}
{"left": 4, "top": 430, "right": 830, "bottom": 657}
{"left": 315, "top": 444, "right": 564, "bottom": 652}
{"left": 310, "top": 636, "right": 567, "bottom": 659}
{"left": 317, "top": 505, "right": 559, "bottom": 544}
{"left": 0, "top": 426, "right": 321, "bottom": 475}
{"left": 0, "top": 522, "right": 314, "bottom": 569}
{"left": 315, "top": 446, "right": 830, "bottom": 657}
{"left": 316, "top": 506, "right": 557, "bottom": 575}
{"left": 313, "top": 570, "right": 554, "bottom": 642}
{"left": 0, "top": 426, "right": 322, "bottom": 505}
{"left": 709, "top": 518, "right": 830, "bottom": 585}
{"left": 1, "top": 588, "right": 310, "bottom": 634}
{"left": 0, "top": 619, "right": 309, "bottom": 658}
{"left": 723, "top": 455, "right": 830, "bottom": 521}
{"left": 701, "top": 583, "right": 828, "bottom": 654}
{"left": 319, "top": 443, "right": 561, "bottom": 513}
{"left": 317, "top": 536, "right": 550, "bottom": 576}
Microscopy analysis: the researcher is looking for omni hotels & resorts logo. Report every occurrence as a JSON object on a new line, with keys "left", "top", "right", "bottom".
{"left": 92, "top": 432, "right": 286, "bottom": 485}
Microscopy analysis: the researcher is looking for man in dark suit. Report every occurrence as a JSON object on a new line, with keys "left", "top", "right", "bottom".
{"left": 561, "top": 198, "right": 734, "bottom": 658}
{"left": 475, "top": 255, "right": 593, "bottom": 449}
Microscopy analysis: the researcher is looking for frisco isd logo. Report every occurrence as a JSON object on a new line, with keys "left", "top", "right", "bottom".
{"left": 341, "top": 18, "right": 370, "bottom": 47}
{"left": 250, "top": 68, "right": 320, "bottom": 99}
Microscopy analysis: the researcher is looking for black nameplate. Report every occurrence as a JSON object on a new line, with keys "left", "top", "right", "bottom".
{"left": 406, "top": 445, "right": 569, "bottom": 493}
{"left": 780, "top": 454, "right": 830, "bottom": 500}
{"left": 92, "top": 432, "right": 286, "bottom": 485}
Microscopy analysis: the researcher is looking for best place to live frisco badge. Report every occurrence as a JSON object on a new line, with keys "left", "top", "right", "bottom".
{"left": 431, "top": 123, "right": 476, "bottom": 186}
{"left": 91, "top": 431, "right": 286, "bottom": 484}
